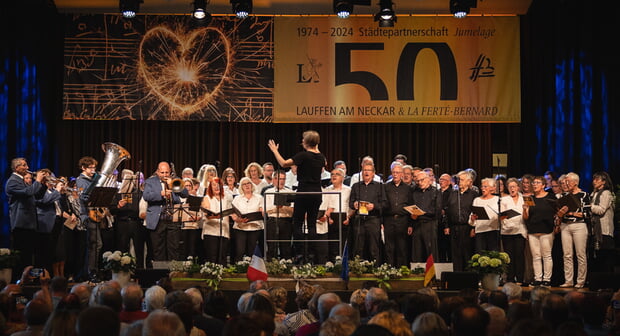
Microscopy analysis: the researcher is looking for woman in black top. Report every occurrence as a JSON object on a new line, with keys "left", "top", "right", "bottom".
{"left": 268, "top": 130, "right": 326, "bottom": 263}
{"left": 523, "top": 176, "right": 557, "bottom": 286}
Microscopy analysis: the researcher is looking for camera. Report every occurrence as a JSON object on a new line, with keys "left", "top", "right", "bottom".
{"left": 29, "top": 268, "right": 43, "bottom": 278}
{"left": 15, "top": 296, "right": 28, "bottom": 305}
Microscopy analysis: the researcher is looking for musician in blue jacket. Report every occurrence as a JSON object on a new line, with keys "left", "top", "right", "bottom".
{"left": 5, "top": 158, "right": 46, "bottom": 278}
{"left": 143, "top": 161, "right": 188, "bottom": 261}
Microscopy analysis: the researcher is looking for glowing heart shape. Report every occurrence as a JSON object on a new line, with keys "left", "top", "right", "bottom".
{"left": 138, "top": 26, "right": 232, "bottom": 117}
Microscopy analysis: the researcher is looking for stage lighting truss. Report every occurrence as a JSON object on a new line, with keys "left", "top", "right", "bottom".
{"left": 374, "top": 0, "right": 396, "bottom": 27}
{"left": 231, "top": 0, "right": 253, "bottom": 19}
{"left": 450, "top": 0, "right": 477, "bottom": 18}
{"left": 119, "top": 0, "right": 142, "bottom": 18}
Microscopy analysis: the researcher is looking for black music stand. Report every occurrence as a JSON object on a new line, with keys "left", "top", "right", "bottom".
{"left": 87, "top": 186, "right": 117, "bottom": 279}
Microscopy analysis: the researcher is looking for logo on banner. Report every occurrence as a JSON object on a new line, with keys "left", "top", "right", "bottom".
{"left": 296, "top": 55, "right": 322, "bottom": 83}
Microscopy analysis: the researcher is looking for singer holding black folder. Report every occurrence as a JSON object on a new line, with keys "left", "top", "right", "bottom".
{"left": 470, "top": 178, "right": 500, "bottom": 253}
{"left": 201, "top": 177, "right": 233, "bottom": 264}
{"left": 268, "top": 130, "right": 326, "bottom": 263}
{"left": 231, "top": 177, "right": 264, "bottom": 261}
{"left": 500, "top": 177, "right": 527, "bottom": 284}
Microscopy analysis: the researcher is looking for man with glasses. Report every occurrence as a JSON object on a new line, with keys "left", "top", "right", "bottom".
{"left": 410, "top": 170, "right": 442, "bottom": 264}
{"left": 383, "top": 162, "right": 411, "bottom": 266}
{"left": 321, "top": 168, "right": 351, "bottom": 261}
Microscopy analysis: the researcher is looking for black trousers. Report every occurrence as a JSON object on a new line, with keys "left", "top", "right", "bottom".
{"left": 383, "top": 215, "right": 409, "bottom": 266}
{"left": 502, "top": 234, "right": 525, "bottom": 283}
{"left": 412, "top": 219, "right": 439, "bottom": 264}
{"left": 64, "top": 227, "right": 87, "bottom": 279}
{"left": 115, "top": 218, "right": 148, "bottom": 268}
{"left": 475, "top": 230, "right": 500, "bottom": 253}
{"left": 203, "top": 235, "right": 229, "bottom": 265}
{"left": 352, "top": 215, "right": 382, "bottom": 263}
{"left": 150, "top": 219, "right": 181, "bottom": 261}
{"left": 450, "top": 224, "right": 473, "bottom": 272}
{"left": 265, "top": 217, "right": 293, "bottom": 260}
{"left": 292, "top": 194, "right": 322, "bottom": 261}
{"left": 328, "top": 213, "right": 348, "bottom": 260}
{"left": 232, "top": 229, "right": 263, "bottom": 261}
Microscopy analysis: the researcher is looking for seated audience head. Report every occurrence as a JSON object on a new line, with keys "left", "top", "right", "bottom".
{"left": 237, "top": 291, "right": 254, "bottom": 314}
{"left": 97, "top": 286, "right": 123, "bottom": 313}
{"left": 508, "top": 318, "right": 552, "bottom": 336}
{"left": 564, "top": 290, "right": 585, "bottom": 320}
{"left": 204, "top": 289, "right": 230, "bottom": 320}
{"left": 411, "top": 312, "right": 449, "bottom": 336}
{"left": 451, "top": 304, "right": 490, "bottom": 336}
{"left": 144, "top": 285, "right": 167, "bottom": 312}
{"left": 121, "top": 283, "right": 144, "bottom": 312}
{"left": 318, "top": 292, "right": 342, "bottom": 322}
{"left": 184, "top": 287, "right": 204, "bottom": 314}
{"left": 142, "top": 309, "right": 185, "bottom": 336}
{"left": 368, "top": 310, "right": 413, "bottom": 336}
{"left": 320, "top": 315, "right": 358, "bottom": 336}
{"left": 487, "top": 290, "right": 509, "bottom": 311}
{"left": 505, "top": 300, "right": 533, "bottom": 331}
{"left": 268, "top": 286, "right": 287, "bottom": 313}
{"left": 70, "top": 283, "right": 92, "bottom": 310}
{"left": 401, "top": 292, "right": 438, "bottom": 324}
{"left": 329, "top": 302, "right": 361, "bottom": 327}
{"left": 350, "top": 324, "right": 395, "bottom": 336}
{"left": 540, "top": 293, "right": 568, "bottom": 330}
{"left": 167, "top": 301, "right": 195, "bottom": 335}
{"left": 349, "top": 288, "right": 368, "bottom": 316}
{"left": 417, "top": 287, "right": 440, "bottom": 309}
{"left": 24, "top": 298, "right": 52, "bottom": 327}
{"left": 501, "top": 283, "right": 522, "bottom": 303}
{"left": 485, "top": 306, "right": 507, "bottom": 336}
{"left": 295, "top": 283, "right": 317, "bottom": 310}
{"left": 438, "top": 295, "right": 466, "bottom": 326}
{"left": 222, "top": 311, "right": 275, "bottom": 336}
{"left": 365, "top": 287, "right": 388, "bottom": 316}
{"left": 247, "top": 291, "right": 276, "bottom": 317}
{"left": 249, "top": 279, "right": 269, "bottom": 292}
{"left": 76, "top": 305, "right": 121, "bottom": 336}
{"left": 50, "top": 276, "right": 69, "bottom": 294}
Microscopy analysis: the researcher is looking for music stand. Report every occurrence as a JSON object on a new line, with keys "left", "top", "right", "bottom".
{"left": 87, "top": 186, "right": 117, "bottom": 279}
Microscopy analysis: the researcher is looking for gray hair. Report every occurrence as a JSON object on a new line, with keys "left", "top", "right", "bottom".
{"left": 481, "top": 177, "right": 496, "bottom": 188}
{"left": 411, "top": 312, "right": 449, "bottom": 336}
{"left": 566, "top": 172, "right": 580, "bottom": 185}
{"left": 144, "top": 285, "right": 167, "bottom": 312}
{"left": 501, "top": 282, "right": 522, "bottom": 301}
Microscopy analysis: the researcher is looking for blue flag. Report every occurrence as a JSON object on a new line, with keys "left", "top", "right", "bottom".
{"left": 340, "top": 240, "right": 349, "bottom": 281}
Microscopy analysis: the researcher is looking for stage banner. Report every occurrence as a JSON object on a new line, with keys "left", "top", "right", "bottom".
{"left": 274, "top": 16, "right": 520, "bottom": 123}
{"left": 63, "top": 15, "right": 273, "bottom": 121}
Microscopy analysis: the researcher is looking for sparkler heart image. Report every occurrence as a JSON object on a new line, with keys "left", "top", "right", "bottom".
{"left": 138, "top": 26, "right": 232, "bottom": 117}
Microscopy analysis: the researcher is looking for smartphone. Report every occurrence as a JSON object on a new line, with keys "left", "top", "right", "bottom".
{"left": 29, "top": 268, "right": 43, "bottom": 277}
{"left": 15, "top": 295, "right": 28, "bottom": 305}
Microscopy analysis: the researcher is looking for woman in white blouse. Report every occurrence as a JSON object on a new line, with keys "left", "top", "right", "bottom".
{"left": 222, "top": 167, "right": 239, "bottom": 197}
{"left": 500, "top": 177, "right": 528, "bottom": 284}
{"left": 231, "top": 177, "right": 264, "bottom": 261}
{"left": 201, "top": 177, "right": 233, "bottom": 264}
{"left": 244, "top": 162, "right": 268, "bottom": 195}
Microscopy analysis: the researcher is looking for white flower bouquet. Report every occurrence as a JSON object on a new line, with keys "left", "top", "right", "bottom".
{"left": 102, "top": 250, "right": 137, "bottom": 274}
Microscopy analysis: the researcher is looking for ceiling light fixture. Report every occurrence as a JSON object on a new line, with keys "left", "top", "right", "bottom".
{"left": 374, "top": 0, "right": 396, "bottom": 27}
{"left": 450, "top": 0, "right": 477, "bottom": 18}
{"left": 119, "top": 0, "right": 142, "bottom": 19}
{"left": 193, "top": 0, "right": 209, "bottom": 20}
{"left": 231, "top": 0, "right": 253, "bottom": 19}
{"left": 334, "top": 1, "right": 353, "bottom": 19}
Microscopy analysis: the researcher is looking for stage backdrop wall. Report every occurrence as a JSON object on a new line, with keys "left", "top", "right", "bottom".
{"left": 62, "top": 15, "right": 520, "bottom": 123}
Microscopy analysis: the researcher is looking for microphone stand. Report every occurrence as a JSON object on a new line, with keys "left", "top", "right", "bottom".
{"left": 354, "top": 157, "right": 362, "bottom": 258}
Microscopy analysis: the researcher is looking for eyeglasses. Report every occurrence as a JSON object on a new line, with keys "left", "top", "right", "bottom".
{"left": 531, "top": 181, "right": 543, "bottom": 185}
{"left": 241, "top": 182, "right": 252, "bottom": 186}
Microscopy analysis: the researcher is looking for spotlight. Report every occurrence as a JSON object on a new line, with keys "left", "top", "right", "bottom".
{"left": 334, "top": 0, "right": 353, "bottom": 19}
{"left": 231, "top": 0, "right": 253, "bottom": 19}
{"left": 193, "top": 0, "right": 208, "bottom": 20}
{"left": 119, "top": 0, "right": 142, "bottom": 19}
{"left": 450, "top": 0, "right": 477, "bottom": 18}
{"left": 374, "top": 0, "right": 396, "bottom": 27}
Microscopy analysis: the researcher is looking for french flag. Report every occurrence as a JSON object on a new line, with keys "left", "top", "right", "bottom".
{"left": 247, "top": 245, "right": 268, "bottom": 282}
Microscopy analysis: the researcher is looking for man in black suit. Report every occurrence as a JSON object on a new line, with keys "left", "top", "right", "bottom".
{"left": 5, "top": 158, "right": 46, "bottom": 278}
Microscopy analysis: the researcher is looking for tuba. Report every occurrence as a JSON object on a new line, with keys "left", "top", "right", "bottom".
{"left": 83, "top": 142, "right": 131, "bottom": 196}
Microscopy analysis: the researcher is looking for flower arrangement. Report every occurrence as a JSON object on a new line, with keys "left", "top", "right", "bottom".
{"left": 169, "top": 256, "right": 203, "bottom": 274}
{"left": 200, "top": 261, "right": 225, "bottom": 288}
{"left": 291, "top": 263, "right": 323, "bottom": 279}
{"left": 102, "top": 251, "right": 137, "bottom": 274}
{"left": 265, "top": 258, "right": 293, "bottom": 276}
{"left": 0, "top": 248, "right": 19, "bottom": 269}
{"left": 467, "top": 250, "right": 510, "bottom": 275}
{"left": 348, "top": 255, "right": 376, "bottom": 276}
{"left": 325, "top": 256, "right": 343, "bottom": 274}
{"left": 373, "top": 263, "right": 411, "bottom": 281}
{"left": 225, "top": 256, "right": 251, "bottom": 274}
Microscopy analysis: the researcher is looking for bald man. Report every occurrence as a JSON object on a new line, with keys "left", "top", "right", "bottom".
{"left": 143, "top": 162, "right": 188, "bottom": 261}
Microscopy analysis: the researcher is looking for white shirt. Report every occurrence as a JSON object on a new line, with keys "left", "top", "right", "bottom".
{"left": 471, "top": 196, "right": 500, "bottom": 233}
{"left": 252, "top": 180, "right": 269, "bottom": 196}
{"left": 323, "top": 184, "right": 351, "bottom": 214}
{"left": 500, "top": 194, "right": 527, "bottom": 237}
{"left": 231, "top": 193, "right": 264, "bottom": 231}
{"left": 264, "top": 186, "right": 294, "bottom": 218}
{"left": 201, "top": 194, "right": 233, "bottom": 239}
{"left": 285, "top": 171, "right": 298, "bottom": 190}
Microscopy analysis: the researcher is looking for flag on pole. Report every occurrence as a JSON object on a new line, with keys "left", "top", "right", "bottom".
{"left": 340, "top": 240, "right": 349, "bottom": 281}
{"left": 247, "top": 245, "right": 268, "bottom": 282}
{"left": 424, "top": 254, "right": 435, "bottom": 287}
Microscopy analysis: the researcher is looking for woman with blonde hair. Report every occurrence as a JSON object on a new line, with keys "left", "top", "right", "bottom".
{"left": 231, "top": 177, "right": 264, "bottom": 260}
{"left": 244, "top": 162, "right": 268, "bottom": 194}
{"left": 369, "top": 310, "right": 413, "bottom": 336}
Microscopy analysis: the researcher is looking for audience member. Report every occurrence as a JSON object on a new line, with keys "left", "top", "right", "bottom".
{"left": 507, "top": 318, "right": 552, "bottom": 336}
{"left": 487, "top": 290, "right": 509, "bottom": 311}
{"left": 119, "top": 284, "right": 148, "bottom": 324}
{"left": 185, "top": 287, "right": 225, "bottom": 336}
{"left": 49, "top": 277, "right": 68, "bottom": 309}
{"left": 540, "top": 294, "right": 569, "bottom": 330}
{"left": 319, "top": 315, "right": 357, "bottom": 336}
{"left": 349, "top": 289, "right": 368, "bottom": 318}
{"left": 437, "top": 296, "right": 465, "bottom": 327}
{"left": 368, "top": 310, "right": 413, "bottom": 336}
{"left": 203, "top": 289, "right": 231, "bottom": 322}
{"left": 328, "top": 303, "right": 361, "bottom": 327}
{"left": 144, "top": 285, "right": 166, "bottom": 313}
{"left": 222, "top": 311, "right": 275, "bottom": 336}
{"left": 296, "top": 292, "right": 341, "bottom": 336}
{"left": 142, "top": 310, "right": 185, "bottom": 336}
{"left": 283, "top": 284, "right": 319, "bottom": 336}
{"left": 501, "top": 282, "right": 523, "bottom": 303}
{"left": 350, "top": 324, "right": 394, "bottom": 336}
{"left": 69, "top": 283, "right": 91, "bottom": 311}
{"left": 76, "top": 305, "right": 121, "bottom": 336}
{"left": 485, "top": 306, "right": 507, "bottom": 336}
{"left": 400, "top": 292, "right": 437, "bottom": 324}
{"left": 362, "top": 287, "right": 388, "bottom": 324}
{"left": 451, "top": 304, "right": 490, "bottom": 336}
{"left": 10, "top": 298, "right": 51, "bottom": 336}
{"left": 411, "top": 312, "right": 449, "bottom": 336}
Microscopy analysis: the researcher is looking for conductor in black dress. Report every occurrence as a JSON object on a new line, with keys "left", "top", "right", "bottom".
{"left": 268, "top": 130, "right": 326, "bottom": 263}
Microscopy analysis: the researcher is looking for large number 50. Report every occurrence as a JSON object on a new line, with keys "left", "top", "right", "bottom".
{"left": 335, "top": 42, "right": 458, "bottom": 101}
